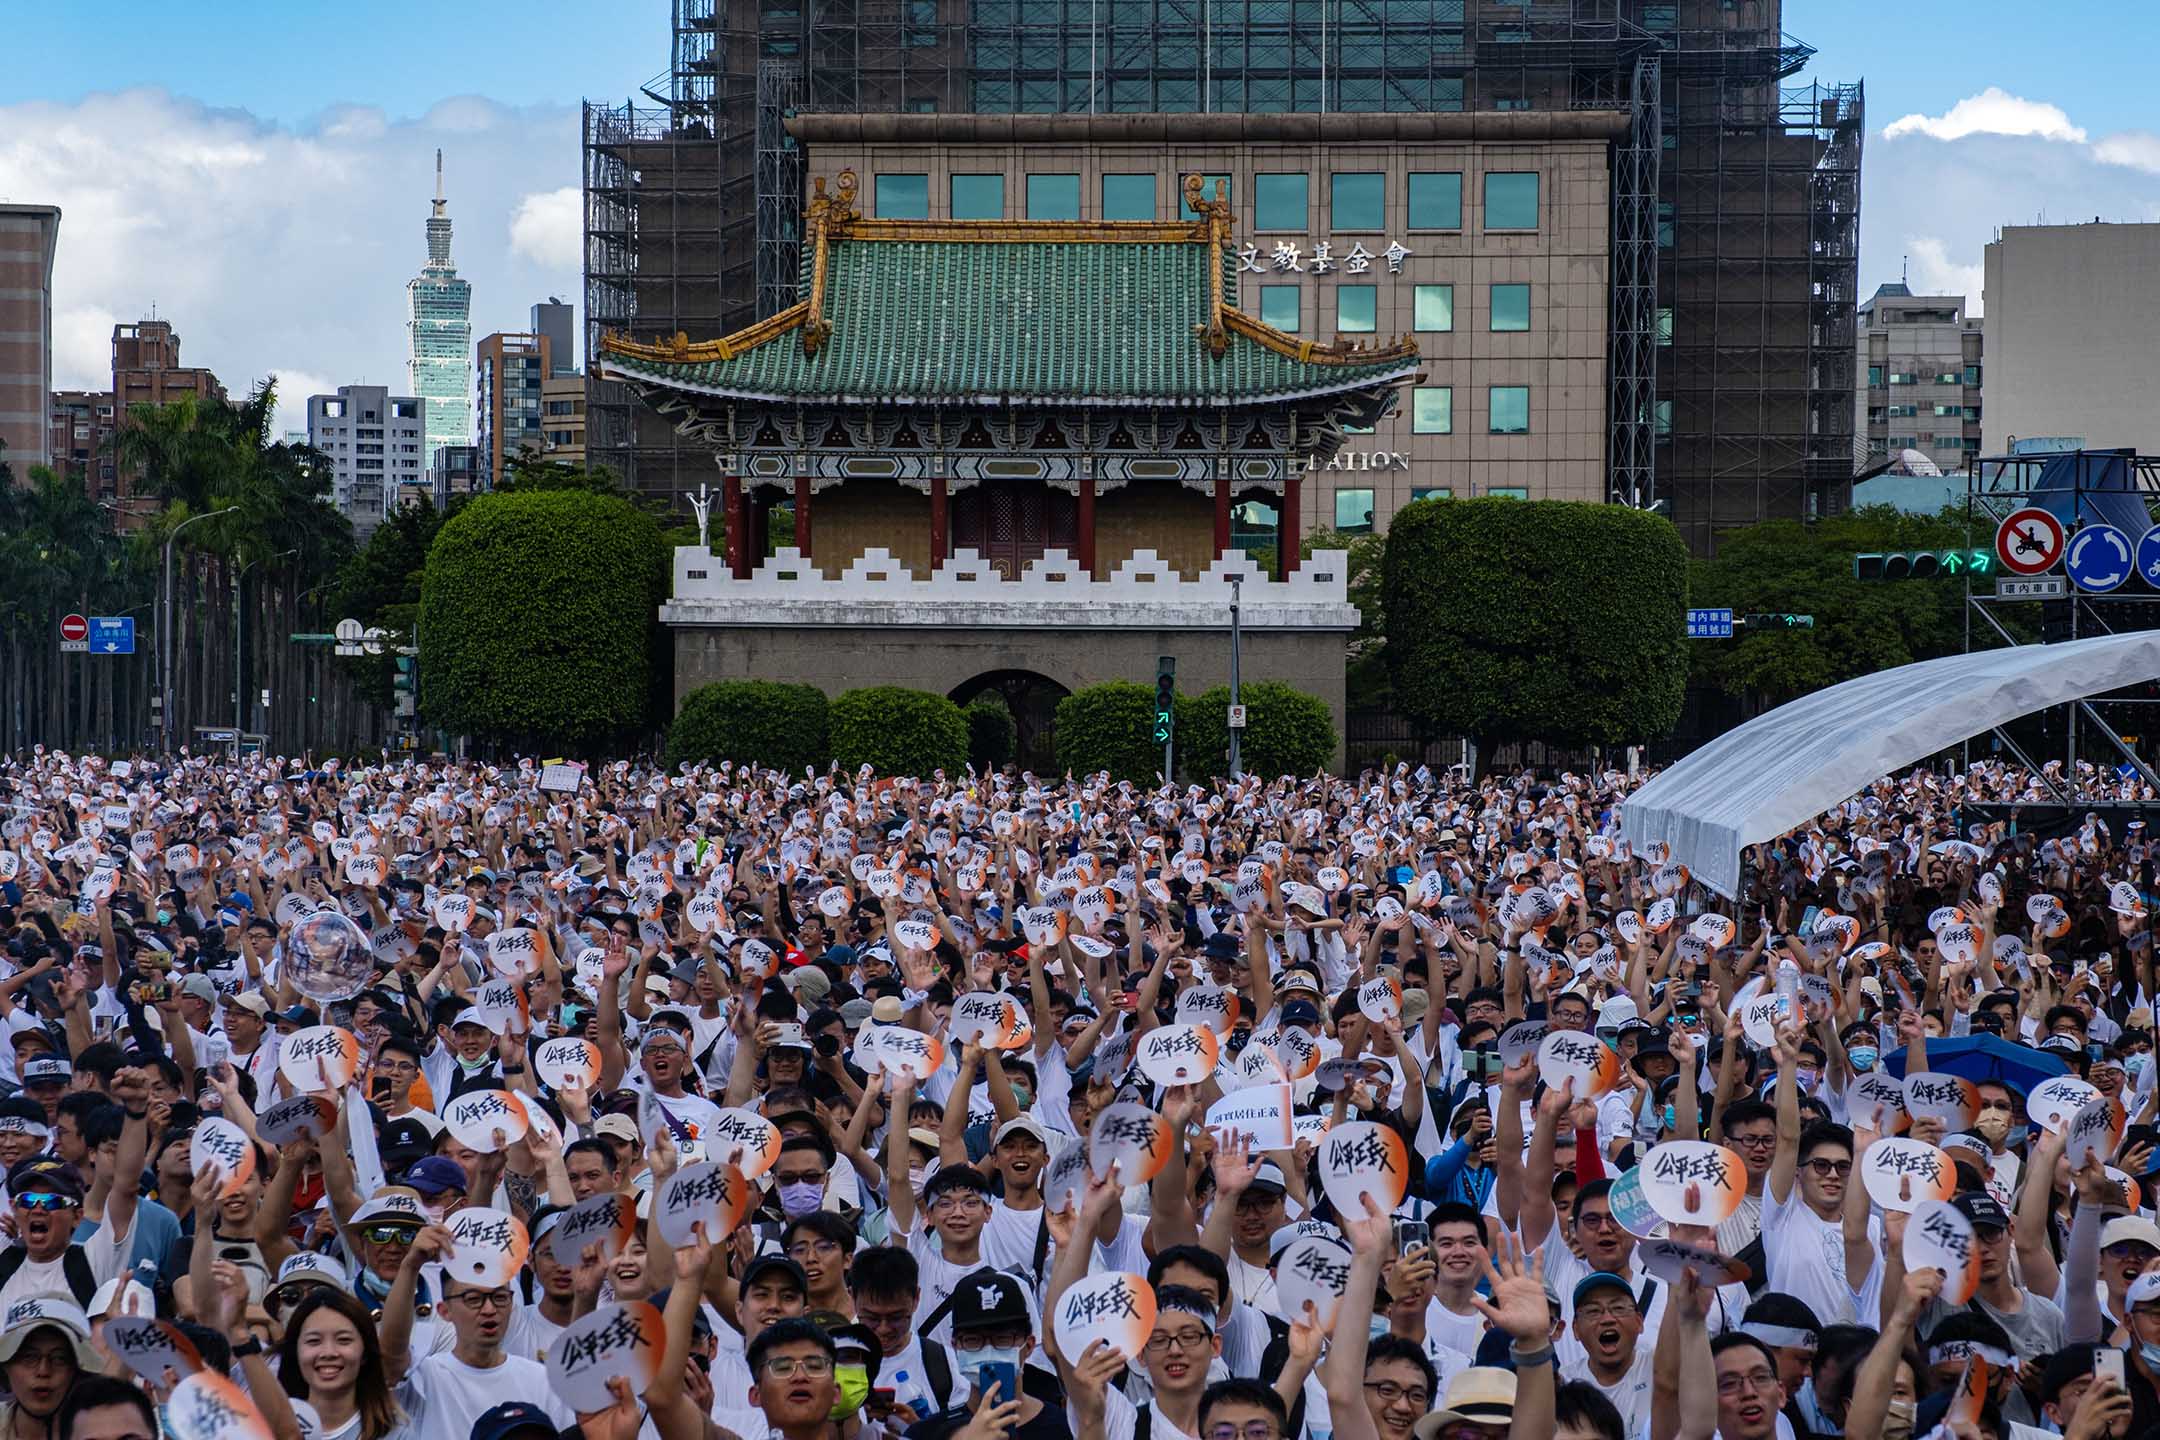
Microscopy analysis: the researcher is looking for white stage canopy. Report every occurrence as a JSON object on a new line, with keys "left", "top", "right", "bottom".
{"left": 1621, "top": 632, "right": 2160, "bottom": 898}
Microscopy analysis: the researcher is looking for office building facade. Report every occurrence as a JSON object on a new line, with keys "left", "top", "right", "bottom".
{"left": 308, "top": 385, "right": 427, "bottom": 542}
{"left": 532, "top": 299, "right": 577, "bottom": 375}
{"left": 476, "top": 331, "right": 552, "bottom": 490}
{"left": 111, "top": 319, "right": 228, "bottom": 521}
{"left": 583, "top": 0, "right": 1861, "bottom": 553}
{"left": 1982, "top": 224, "right": 2160, "bottom": 460}
{"left": 0, "top": 204, "right": 61, "bottom": 475}
{"left": 408, "top": 151, "right": 473, "bottom": 467}
{"left": 48, "top": 390, "right": 116, "bottom": 498}
{"left": 1853, "top": 282, "right": 1982, "bottom": 477}
{"left": 541, "top": 372, "right": 586, "bottom": 468}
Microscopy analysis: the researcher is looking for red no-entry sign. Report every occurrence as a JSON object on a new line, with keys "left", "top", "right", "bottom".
{"left": 59, "top": 614, "right": 87, "bottom": 643}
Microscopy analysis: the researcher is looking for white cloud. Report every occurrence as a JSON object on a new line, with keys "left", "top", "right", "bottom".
{"left": 265, "top": 370, "right": 337, "bottom": 439}
{"left": 0, "top": 87, "right": 580, "bottom": 408}
{"left": 1900, "top": 238, "right": 1988, "bottom": 315}
{"left": 510, "top": 186, "right": 583, "bottom": 271}
{"left": 2092, "top": 131, "right": 2160, "bottom": 175}
{"left": 1883, "top": 87, "right": 2087, "bottom": 144}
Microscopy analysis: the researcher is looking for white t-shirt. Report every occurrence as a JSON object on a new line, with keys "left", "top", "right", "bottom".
{"left": 1091, "top": 1384, "right": 1200, "bottom": 1440}
{"left": 398, "top": 1352, "right": 575, "bottom": 1440}
{"left": 1423, "top": 1297, "right": 1486, "bottom": 1359}
{"left": 1227, "top": 1253, "right": 1278, "bottom": 1318}
{"left": 1562, "top": 1344, "right": 1656, "bottom": 1437}
{"left": 0, "top": 1217, "right": 124, "bottom": 1312}
{"left": 502, "top": 1304, "right": 568, "bottom": 1366}
{"left": 1761, "top": 1182, "right": 1873, "bottom": 1328}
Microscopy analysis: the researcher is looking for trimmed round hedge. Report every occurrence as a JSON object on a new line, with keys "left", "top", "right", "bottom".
{"left": 829, "top": 686, "right": 969, "bottom": 776}
{"left": 1053, "top": 681, "right": 1169, "bottom": 784}
{"left": 1176, "top": 680, "right": 1336, "bottom": 780}
{"left": 663, "top": 680, "right": 829, "bottom": 772}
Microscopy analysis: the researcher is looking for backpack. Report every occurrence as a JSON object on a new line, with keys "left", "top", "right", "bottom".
{"left": 920, "top": 1338, "right": 954, "bottom": 1413}
{"left": 0, "top": 1245, "right": 96, "bottom": 1308}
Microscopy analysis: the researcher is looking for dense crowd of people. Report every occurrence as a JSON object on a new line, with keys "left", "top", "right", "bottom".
{"left": 0, "top": 748, "right": 2154, "bottom": 1440}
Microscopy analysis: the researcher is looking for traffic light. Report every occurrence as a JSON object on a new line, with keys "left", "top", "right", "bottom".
{"left": 1852, "top": 549, "right": 1993, "bottom": 580}
{"left": 394, "top": 655, "right": 416, "bottom": 718}
{"left": 1154, "top": 657, "right": 1176, "bottom": 746}
{"left": 1740, "top": 613, "right": 1815, "bottom": 630}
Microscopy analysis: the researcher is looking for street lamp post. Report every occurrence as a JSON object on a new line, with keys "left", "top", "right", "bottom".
{"left": 235, "top": 548, "right": 296, "bottom": 743}
{"left": 1228, "top": 573, "right": 1244, "bottom": 781}
{"left": 161, "top": 506, "right": 237, "bottom": 752}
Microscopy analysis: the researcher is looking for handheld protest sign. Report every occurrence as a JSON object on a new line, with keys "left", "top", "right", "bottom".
{"left": 1232, "top": 1042, "right": 1289, "bottom": 1089}
{"left": 1636, "top": 1141, "right": 1747, "bottom": 1227}
{"left": 654, "top": 1160, "right": 751, "bottom": 1247}
{"left": 190, "top": 1117, "right": 255, "bottom": 1197}
{"left": 433, "top": 894, "right": 475, "bottom": 933}
{"left": 549, "top": 1302, "right": 667, "bottom": 1414}
{"left": 705, "top": 1107, "right": 782, "bottom": 1178}
{"left": 1314, "top": 1056, "right": 1391, "bottom": 1097}
{"left": 1903, "top": 1198, "right": 1981, "bottom": 1305}
{"left": 892, "top": 918, "right": 939, "bottom": 953}
{"left": 1205, "top": 1085, "right": 1295, "bottom": 1151}
{"left": 444, "top": 1207, "right": 530, "bottom": 1287}
{"left": 167, "top": 1372, "right": 273, "bottom": 1440}
{"left": 443, "top": 1089, "right": 531, "bottom": 1154}
{"left": 486, "top": 927, "right": 541, "bottom": 979}
{"left": 257, "top": 1094, "right": 338, "bottom": 1147}
{"left": 950, "top": 991, "right": 1020, "bottom": 1047}
{"left": 684, "top": 892, "right": 723, "bottom": 934}
{"left": 284, "top": 909, "right": 372, "bottom": 1004}
{"left": 277, "top": 1025, "right": 360, "bottom": 1092}
{"left": 1088, "top": 1102, "right": 1172, "bottom": 1184}
{"left": 864, "top": 1025, "right": 944, "bottom": 1080}
{"left": 1021, "top": 906, "right": 1066, "bottom": 947}
{"left": 2028, "top": 1076, "right": 2101, "bottom": 1135}
{"left": 1042, "top": 1139, "right": 1092, "bottom": 1214}
{"left": 1498, "top": 1019, "right": 1548, "bottom": 1068}
{"left": 1536, "top": 1028, "right": 1617, "bottom": 1099}
{"left": 1644, "top": 898, "right": 1678, "bottom": 933}
{"left": 1902, "top": 1072, "right": 1980, "bottom": 1130}
{"left": 1356, "top": 974, "right": 1402, "bottom": 1024}
{"left": 1318, "top": 1120, "right": 1410, "bottom": 1218}
{"left": 102, "top": 1316, "right": 206, "bottom": 1384}
{"left": 817, "top": 885, "right": 852, "bottom": 919}
{"left": 1607, "top": 1167, "right": 1664, "bottom": 1238}
{"left": 1137, "top": 1024, "right": 1220, "bottom": 1086}
{"left": 1689, "top": 914, "right": 1737, "bottom": 951}
{"left": 1268, "top": 1026, "right": 1322, "bottom": 1081}
{"left": 1860, "top": 1136, "right": 1955, "bottom": 1213}
{"left": 535, "top": 1036, "right": 603, "bottom": 1091}
{"left": 1292, "top": 1112, "right": 1332, "bottom": 1145}
{"left": 1052, "top": 1272, "right": 1157, "bottom": 1365}
{"left": 1636, "top": 1236, "right": 1751, "bottom": 1289}
{"left": 738, "top": 937, "right": 779, "bottom": 981}
{"left": 473, "top": 976, "right": 529, "bottom": 1036}
{"left": 1316, "top": 865, "right": 1349, "bottom": 894}
{"left": 1847, "top": 1074, "right": 1912, "bottom": 1134}
{"left": 1069, "top": 934, "right": 1116, "bottom": 961}
{"left": 1276, "top": 1234, "right": 1356, "bottom": 1328}
{"left": 2064, "top": 1093, "right": 2128, "bottom": 1170}
{"left": 1738, "top": 994, "right": 1788, "bottom": 1049}
{"left": 552, "top": 1191, "right": 638, "bottom": 1267}
{"left": 1175, "top": 984, "right": 1239, "bottom": 1036}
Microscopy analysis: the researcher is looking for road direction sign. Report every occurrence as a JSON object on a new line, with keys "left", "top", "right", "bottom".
{"left": 1685, "top": 608, "right": 1733, "bottom": 639}
{"left": 2136, "top": 526, "right": 2160, "bottom": 589}
{"left": 2066, "top": 523, "right": 2133, "bottom": 593}
{"left": 88, "top": 616, "right": 134, "bottom": 655}
{"left": 59, "top": 614, "right": 88, "bottom": 652}
{"left": 1227, "top": 704, "right": 1247, "bottom": 729}
{"left": 1996, "top": 576, "right": 2067, "bottom": 600}
{"left": 1995, "top": 508, "right": 2065, "bottom": 575}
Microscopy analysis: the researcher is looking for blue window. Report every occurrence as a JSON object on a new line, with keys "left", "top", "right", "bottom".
{"left": 1488, "top": 486, "right": 1529, "bottom": 498}
{"left": 1338, "top": 286, "right": 1377, "bottom": 333}
{"left": 950, "top": 174, "right": 1003, "bottom": 220}
{"left": 1412, "top": 486, "right": 1453, "bottom": 500}
{"left": 1026, "top": 174, "right": 1080, "bottom": 220}
{"left": 1331, "top": 172, "right": 1385, "bottom": 230}
{"left": 1408, "top": 172, "right": 1462, "bottom": 230}
{"left": 1334, "top": 488, "right": 1376, "bottom": 534}
{"left": 1484, "top": 172, "right": 1539, "bottom": 230}
{"left": 1254, "top": 174, "right": 1309, "bottom": 232}
{"left": 1101, "top": 174, "right": 1155, "bottom": 221}
{"left": 1412, "top": 387, "right": 1452, "bottom": 434}
{"left": 874, "top": 173, "right": 929, "bottom": 219}
{"left": 1490, "top": 386, "right": 1531, "bottom": 434}
{"left": 1414, "top": 285, "right": 1453, "bottom": 332}
{"left": 1261, "top": 285, "right": 1301, "bottom": 332}
{"left": 1490, "top": 284, "right": 1531, "bottom": 332}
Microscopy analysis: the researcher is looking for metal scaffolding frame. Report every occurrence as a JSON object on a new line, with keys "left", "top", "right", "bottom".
{"left": 584, "top": 0, "right": 1858, "bottom": 529}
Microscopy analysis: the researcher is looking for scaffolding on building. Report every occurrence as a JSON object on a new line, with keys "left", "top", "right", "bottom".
{"left": 584, "top": 0, "right": 1858, "bottom": 535}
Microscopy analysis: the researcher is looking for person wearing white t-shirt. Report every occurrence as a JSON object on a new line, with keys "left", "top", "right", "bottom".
{"left": 1560, "top": 1271, "right": 1657, "bottom": 1436}
{"left": 0, "top": 1070, "right": 148, "bottom": 1314}
{"left": 380, "top": 1223, "right": 576, "bottom": 1440}
{"left": 1761, "top": 1026, "right": 1871, "bottom": 1328}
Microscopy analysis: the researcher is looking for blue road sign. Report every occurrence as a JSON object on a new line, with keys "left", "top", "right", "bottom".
{"left": 2137, "top": 526, "right": 2160, "bottom": 588}
{"left": 2066, "top": 524, "right": 2132, "bottom": 593}
{"left": 1685, "top": 608, "right": 1734, "bottom": 639}
{"left": 88, "top": 616, "right": 135, "bottom": 655}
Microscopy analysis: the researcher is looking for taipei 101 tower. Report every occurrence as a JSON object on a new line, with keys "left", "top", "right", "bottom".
{"left": 407, "top": 148, "right": 472, "bottom": 467}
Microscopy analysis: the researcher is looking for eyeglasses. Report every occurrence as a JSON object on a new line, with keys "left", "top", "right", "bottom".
{"left": 1207, "top": 1425, "right": 1280, "bottom": 1440}
{"left": 858, "top": 1308, "right": 913, "bottom": 1331}
{"left": 448, "top": 1289, "right": 513, "bottom": 1312}
{"left": 787, "top": 1238, "right": 843, "bottom": 1260}
{"left": 763, "top": 1354, "right": 834, "bottom": 1378}
{"left": 1576, "top": 1302, "right": 1638, "bottom": 1323}
{"left": 1717, "top": 1368, "right": 1781, "bottom": 1397}
{"left": 13, "top": 1193, "right": 73, "bottom": 1212}
{"left": 2105, "top": 1243, "right": 2160, "bottom": 1262}
{"left": 1362, "top": 1380, "right": 1431, "bottom": 1408}
{"left": 1805, "top": 1158, "right": 1853, "bottom": 1178}
{"left": 1576, "top": 1211, "right": 1621, "bottom": 1232}
{"left": 1729, "top": 1133, "right": 1777, "bottom": 1150}
{"left": 953, "top": 1331, "right": 1029, "bottom": 1353}
{"left": 377, "top": 1060, "right": 419, "bottom": 1075}
{"left": 363, "top": 1224, "right": 420, "bottom": 1245}
{"left": 1146, "top": 1329, "right": 1213, "bottom": 1355}
{"left": 929, "top": 1193, "right": 987, "bottom": 1213}
{"left": 11, "top": 1348, "right": 74, "bottom": 1374}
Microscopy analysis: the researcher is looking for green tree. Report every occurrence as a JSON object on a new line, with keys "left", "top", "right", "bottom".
{"left": 664, "top": 680, "right": 829, "bottom": 771}
{"left": 496, "top": 446, "right": 627, "bottom": 495}
{"left": 331, "top": 500, "right": 457, "bottom": 705}
{"left": 1302, "top": 528, "right": 1390, "bottom": 708}
{"left": 1383, "top": 498, "right": 1689, "bottom": 753}
{"left": 417, "top": 489, "right": 666, "bottom": 751}
{"left": 828, "top": 687, "right": 969, "bottom": 775}
{"left": 965, "top": 690, "right": 1017, "bottom": 771}
{"left": 1176, "top": 681, "right": 1336, "bottom": 779}
{"left": 1054, "top": 681, "right": 1169, "bottom": 783}
{"left": 1687, "top": 505, "right": 1989, "bottom": 706}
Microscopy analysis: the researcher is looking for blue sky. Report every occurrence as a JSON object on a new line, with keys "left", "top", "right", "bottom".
{"left": 6, "top": 0, "right": 2158, "bottom": 432}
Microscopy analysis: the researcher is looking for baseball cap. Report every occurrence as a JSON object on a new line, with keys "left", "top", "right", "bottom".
{"left": 1954, "top": 1190, "right": 2010, "bottom": 1232}
{"left": 1202, "top": 933, "right": 1242, "bottom": 962}
{"left": 19, "top": 1058, "right": 71, "bottom": 1088}
{"left": 2101, "top": 1216, "right": 2160, "bottom": 1252}
{"left": 1571, "top": 1272, "right": 1632, "bottom": 1308}
{"left": 450, "top": 1008, "right": 488, "bottom": 1031}
{"left": 992, "top": 1116, "right": 1050, "bottom": 1149}
{"left": 275, "top": 1003, "right": 320, "bottom": 1026}
{"left": 1247, "top": 1161, "right": 1288, "bottom": 1197}
{"left": 947, "top": 1268, "right": 1032, "bottom": 1335}
{"left": 786, "top": 968, "right": 833, "bottom": 1003}
{"left": 224, "top": 992, "right": 271, "bottom": 1018}
{"left": 594, "top": 1114, "right": 640, "bottom": 1147}
{"left": 870, "top": 996, "right": 905, "bottom": 1025}
{"left": 1281, "top": 999, "right": 1323, "bottom": 1030}
{"left": 470, "top": 1401, "right": 562, "bottom": 1440}
{"left": 351, "top": 1187, "right": 428, "bottom": 1228}
{"left": 6, "top": 1159, "right": 84, "bottom": 1204}
{"left": 1268, "top": 1219, "right": 1343, "bottom": 1259}
{"left": 1278, "top": 970, "right": 1321, "bottom": 997}
{"left": 0, "top": 1299, "right": 96, "bottom": 1384}
{"left": 400, "top": 1156, "right": 469, "bottom": 1199}
{"left": 2130, "top": 1269, "right": 2160, "bottom": 1308}
{"left": 180, "top": 974, "right": 219, "bottom": 1004}
{"left": 741, "top": 1254, "right": 809, "bottom": 1296}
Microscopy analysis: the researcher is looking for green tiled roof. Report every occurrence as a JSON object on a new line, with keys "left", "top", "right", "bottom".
{"left": 602, "top": 233, "right": 1416, "bottom": 407}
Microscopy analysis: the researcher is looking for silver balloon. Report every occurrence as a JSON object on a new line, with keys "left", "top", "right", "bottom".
{"left": 285, "top": 910, "right": 373, "bottom": 1004}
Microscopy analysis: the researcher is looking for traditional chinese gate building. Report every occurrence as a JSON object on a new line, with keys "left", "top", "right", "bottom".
{"left": 598, "top": 171, "right": 1418, "bottom": 764}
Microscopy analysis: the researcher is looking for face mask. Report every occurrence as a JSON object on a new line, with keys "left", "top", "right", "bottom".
{"left": 457, "top": 1053, "right": 492, "bottom": 1074}
{"left": 907, "top": 1166, "right": 927, "bottom": 1195}
{"left": 1883, "top": 1398, "right": 1915, "bottom": 1440}
{"left": 2130, "top": 1053, "right": 2153, "bottom": 1082}
{"left": 778, "top": 1180, "right": 826, "bottom": 1218}
{"left": 1661, "top": 1105, "right": 1676, "bottom": 1131}
{"left": 830, "top": 1363, "right": 870, "bottom": 1418}
{"left": 1972, "top": 1110, "right": 2010, "bottom": 1142}
{"left": 2143, "top": 1342, "right": 2160, "bottom": 1372}
{"left": 1849, "top": 1047, "right": 1877, "bottom": 1071}
{"left": 1796, "top": 1068, "right": 1819, "bottom": 1092}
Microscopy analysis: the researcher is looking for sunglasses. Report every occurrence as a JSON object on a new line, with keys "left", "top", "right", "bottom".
{"left": 363, "top": 1224, "right": 421, "bottom": 1244}
{"left": 13, "top": 1192, "right": 73, "bottom": 1212}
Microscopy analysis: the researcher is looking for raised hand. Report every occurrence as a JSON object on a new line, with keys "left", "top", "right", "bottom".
{"left": 1468, "top": 1228, "right": 1549, "bottom": 1342}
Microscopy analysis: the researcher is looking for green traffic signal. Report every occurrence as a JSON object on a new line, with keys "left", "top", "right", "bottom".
{"left": 1852, "top": 549, "right": 1992, "bottom": 580}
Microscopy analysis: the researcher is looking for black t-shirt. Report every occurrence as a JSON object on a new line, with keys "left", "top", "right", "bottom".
{"left": 906, "top": 1364, "right": 1073, "bottom": 1440}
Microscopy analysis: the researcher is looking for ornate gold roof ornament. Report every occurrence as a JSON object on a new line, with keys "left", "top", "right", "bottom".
{"left": 1182, "top": 174, "right": 1233, "bottom": 358}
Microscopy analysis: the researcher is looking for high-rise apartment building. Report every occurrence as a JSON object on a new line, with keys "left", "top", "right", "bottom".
{"left": 541, "top": 371, "right": 586, "bottom": 468}
{"left": 428, "top": 444, "right": 481, "bottom": 508}
{"left": 1854, "top": 283, "right": 1982, "bottom": 476}
{"left": 475, "top": 331, "right": 551, "bottom": 490}
{"left": 531, "top": 299, "right": 577, "bottom": 375}
{"left": 112, "top": 319, "right": 227, "bottom": 520}
{"left": 1982, "top": 223, "right": 2160, "bottom": 459}
{"left": 583, "top": 1, "right": 1861, "bottom": 552}
{"left": 0, "top": 204, "right": 61, "bottom": 475}
{"left": 308, "top": 385, "right": 427, "bottom": 543}
{"left": 408, "top": 150, "right": 472, "bottom": 467}
{"left": 48, "top": 390, "right": 116, "bottom": 497}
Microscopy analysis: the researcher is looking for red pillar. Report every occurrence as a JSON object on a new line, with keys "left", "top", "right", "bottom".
{"left": 930, "top": 475, "right": 949, "bottom": 573}
{"left": 1280, "top": 469, "right": 1302, "bottom": 575}
{"left": 723, "top": 474, "right": 748, "bottom": 579}
{"left": 794, "top": 475, "right": 813, "bottom": 560}
{"left": 1078, "top": 474, "right": 1097, "bottom": 576}
{"left": 1213, "top": 474, "right": 1231, "bottom": 556}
